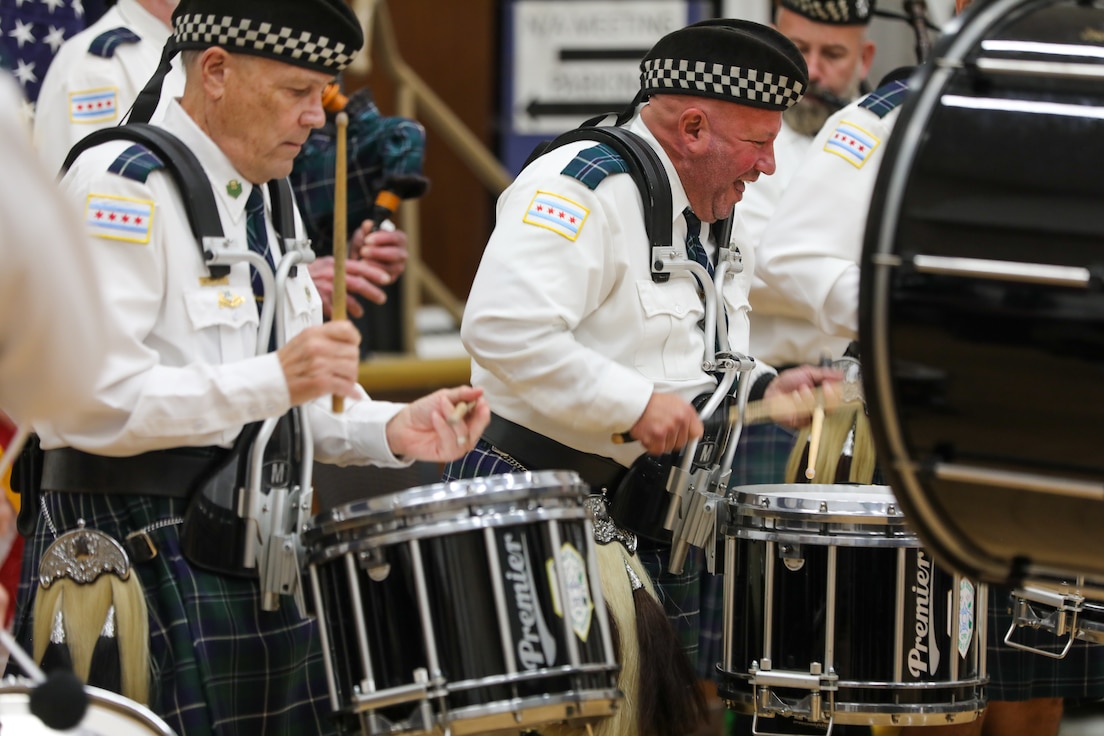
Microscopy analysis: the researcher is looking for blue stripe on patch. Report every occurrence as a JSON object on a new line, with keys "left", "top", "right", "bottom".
{"left": 824, "top": 120, "right": 880, "bottom": 168}
{"left": 523, "top": 190, "right": 589, "bottom": 241}
{"left": 108, "top": 144, "right": 165, "bottom": 183}
{"left": 69, "top": 88, "right": 118, "bottom": 123}
{"left": 88, "top": 27, "right": 141, "bottom": 58}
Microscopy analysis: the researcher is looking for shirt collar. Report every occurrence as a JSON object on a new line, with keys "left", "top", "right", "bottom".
{"left": 160, "top": 100, "right": 259, "bottom": 224}
{"left": 630, "top": 108, "right": 694, "bottom": 238}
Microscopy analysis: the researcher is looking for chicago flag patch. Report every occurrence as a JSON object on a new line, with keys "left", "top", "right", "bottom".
{"left": 69, "top": 87, "right": 119, "bottom": 124}
{"left": 85, "top": 193, "right": 155, "bottom": 243}
{"left": 824, "top": 120, "right": 880, "bottom": 168}
{"left": 523, "top": 190, "right": 588, "bottom": 241}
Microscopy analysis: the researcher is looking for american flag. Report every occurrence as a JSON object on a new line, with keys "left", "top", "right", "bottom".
{"left": 0, "top": 0, "right": 110, "bottom": 106}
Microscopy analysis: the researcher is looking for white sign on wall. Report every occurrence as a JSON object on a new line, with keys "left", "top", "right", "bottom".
{"left": 510, "top": 1, "right": 690, "bottom": 135}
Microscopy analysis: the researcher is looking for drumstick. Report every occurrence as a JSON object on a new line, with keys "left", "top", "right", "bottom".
{"left": 806, "top": 397, "right": 825, "bottom": 480}
{"left": 609, "top": 384, "right": 849, "bottom": 444}
{"left": 331, "top": 111, "right": 349, "bottom": 414}
{"left": 448, "top": 401, "right": 475, "bottom": 445}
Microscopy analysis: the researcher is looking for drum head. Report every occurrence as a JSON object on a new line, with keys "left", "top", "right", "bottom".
{"left": 860, "top": 0, "right": 1104, "bottom": 584}
{"left": 726, "top": 484, "right": 912, "bottom": 546}
{"left": 303, "top": 470, "right": 589, "bottom": 564}
{"left": 0, "top": 680, "right": 176, "bottom": 735}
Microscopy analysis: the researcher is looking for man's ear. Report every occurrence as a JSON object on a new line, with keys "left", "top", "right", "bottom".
{"left": 680, "top": 107, "right": 709, "bottom": 153}
{"left": 200, "top": 47, "right": 231, "bottom": 100}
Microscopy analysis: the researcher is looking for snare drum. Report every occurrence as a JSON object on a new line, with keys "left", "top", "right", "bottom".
{"left": 0, "top": 679, "right": 176, "bottom": 735}
{"left": 717, "top": 484, "right": 987, "bottom": 728}
{"left": 302, "top": 470, "right": 620, "bottom": 735}
{"left": 861, "top": 0, "right": 1104, "bottom": 586}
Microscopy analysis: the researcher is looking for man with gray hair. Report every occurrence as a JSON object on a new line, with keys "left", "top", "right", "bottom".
{"left": 9, "top": 1, "right": 488, "bottom": 733}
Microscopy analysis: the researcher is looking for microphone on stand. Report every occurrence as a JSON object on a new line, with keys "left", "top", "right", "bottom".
{"left": 0, "top": 628, "right": 88, "bottom": 730}
{"left": 368, "top": 174, "right": 430, "bottom": 233}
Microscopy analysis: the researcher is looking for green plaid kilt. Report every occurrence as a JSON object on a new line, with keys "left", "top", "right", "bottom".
{"left": 11, "top": 491, "right": 336, "bottom": 736}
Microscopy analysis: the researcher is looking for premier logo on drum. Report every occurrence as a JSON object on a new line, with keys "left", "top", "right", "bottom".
{"left": 907, "top": 549, "right": 942, "bottom": 679}
{"left": 503, "top": 532, "right": 558, "bottom": 670}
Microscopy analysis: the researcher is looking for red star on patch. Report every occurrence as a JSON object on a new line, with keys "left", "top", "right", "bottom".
{"left": 95, "top": 211, "right": 103, "bottom": 219}
{"left": 108, "top": 213, "right": 116, "bottom": 221}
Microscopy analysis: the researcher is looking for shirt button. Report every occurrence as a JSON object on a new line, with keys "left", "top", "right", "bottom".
{"left": 675, "top": 304, "right": 684, "bottom": 315}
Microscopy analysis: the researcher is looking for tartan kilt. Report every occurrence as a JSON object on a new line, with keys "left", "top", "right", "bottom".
{"left": 11, "top": 491, "right": 336, "bottom": 736}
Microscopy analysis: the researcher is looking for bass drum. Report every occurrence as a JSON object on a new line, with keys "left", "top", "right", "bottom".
{"left": 861, "top": 0, "right": 1104, "bottom": 587}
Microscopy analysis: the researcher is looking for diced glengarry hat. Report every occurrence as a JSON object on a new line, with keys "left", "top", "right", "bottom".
{"left": 780, "top": 0, "right": 876, "bottom": 26}
{"left": 171, "top": 0, "right": 364, "bottom": 74}
{"left": 638, "top": 19, "right": 809, "bottom": 112}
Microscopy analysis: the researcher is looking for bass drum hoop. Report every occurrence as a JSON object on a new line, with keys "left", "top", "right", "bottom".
{"left": 860, "top": 0, "right": 1069, "bottom": 584}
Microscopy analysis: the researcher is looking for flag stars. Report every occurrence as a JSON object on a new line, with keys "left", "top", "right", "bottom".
{"left": 13, "top": 58, "right": 36, "bottom": 86}
{"left": 42, "top": 0, "right": 68, "bottom": 12}
{"left": 9, "top": 18, "right": 36, "bottom": 48}
{"left": 43, "top": 25, "right": 68, "bottom": 53}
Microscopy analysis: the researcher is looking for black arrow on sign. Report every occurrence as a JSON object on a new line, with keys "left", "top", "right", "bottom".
{"left": 558, "top": 48, "right": 650, "bottom": 62}
{"left": 525, "top": 100, "right": 625, "bottom": 118}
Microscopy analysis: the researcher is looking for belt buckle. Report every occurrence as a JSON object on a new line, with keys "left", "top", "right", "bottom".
{"left": 124, "top": 530, "right": 158, "bottom": 564}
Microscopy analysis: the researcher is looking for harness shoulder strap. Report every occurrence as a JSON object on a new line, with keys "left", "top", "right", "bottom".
{"left": 63, "top": 124, "right": 229, "bottom": 278}
{"left": 537, "top": 125, "right": 675, "bottom": 282}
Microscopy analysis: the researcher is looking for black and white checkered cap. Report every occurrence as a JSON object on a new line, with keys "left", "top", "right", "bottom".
{"left": 780, "top": 0, "right": 875, "bottom": 25}
{"left": 640, "top": 20, "right": 808, "bottom": 112}
{"left": 172, "top": 0, "right": 363, "bottom": 74}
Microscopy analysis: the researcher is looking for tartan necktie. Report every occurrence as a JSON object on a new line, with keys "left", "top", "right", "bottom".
{"left": 683, "top": 208, "right": 714, "bottom": 281}
{"left": 245, "top": 185, "right": 275, "bottom": 301}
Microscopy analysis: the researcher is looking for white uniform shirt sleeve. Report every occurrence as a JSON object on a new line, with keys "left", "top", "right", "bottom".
{"left": 0, "top": 74, "right": 109, "bottom": 423}
{"left": 40, "top": 110, "right": 408, "bottom": 467}
{"left": 754, "top": 103, "right": 900, "bottom": 339}
{"left": 462, "top": 156, "right": 657, "bottom": 436}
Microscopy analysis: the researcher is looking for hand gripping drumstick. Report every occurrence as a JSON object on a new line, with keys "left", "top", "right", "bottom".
{"left": 610, "top": 383, "right": 848, "bottom": 445}
{"left": 448, "top": 401, "right": 475, "bottom": 445}
{"left": 331, "top": 111, "right": 349, "bottom": 414}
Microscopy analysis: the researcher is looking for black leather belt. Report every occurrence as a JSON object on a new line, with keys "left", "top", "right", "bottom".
{"left": 481, "top": 413, "right": 627, "bottom": 490}
{"left": 42, "top": 446, "right": 229, "bottom": 499}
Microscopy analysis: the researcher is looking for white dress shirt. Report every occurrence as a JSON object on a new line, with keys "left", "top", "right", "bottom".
{"left": 462, "top": 110, "right": 767, "bottom": 467}
{"left": 37, "top": 99, "right": 408, "bottom": 467}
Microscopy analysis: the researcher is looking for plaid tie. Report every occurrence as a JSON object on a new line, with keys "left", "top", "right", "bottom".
{"left": 683, "top": 208, "right": 714, "bottom": 284}
{"left": 245, "top": 186, "right": 275, "bottom": 302}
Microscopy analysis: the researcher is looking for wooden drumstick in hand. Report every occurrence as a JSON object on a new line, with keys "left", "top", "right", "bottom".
{"left": 805, "top": 352, "right": 833, "bottom": 480}
{"left": 448, "top": 401, "right": 475, "bottom": 445}
{"left": 806, "top": 396, "right": 825, "bottom": 480}
{"left": 331, "top": 111, "right": 349, "bottom": 414}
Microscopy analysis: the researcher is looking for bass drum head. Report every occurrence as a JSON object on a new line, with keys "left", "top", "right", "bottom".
{"left": 0, "top": 680, "right": 176, "bottom": 735}
{"left": 860, "top": 0, "right": 1104, "bottom": 585}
